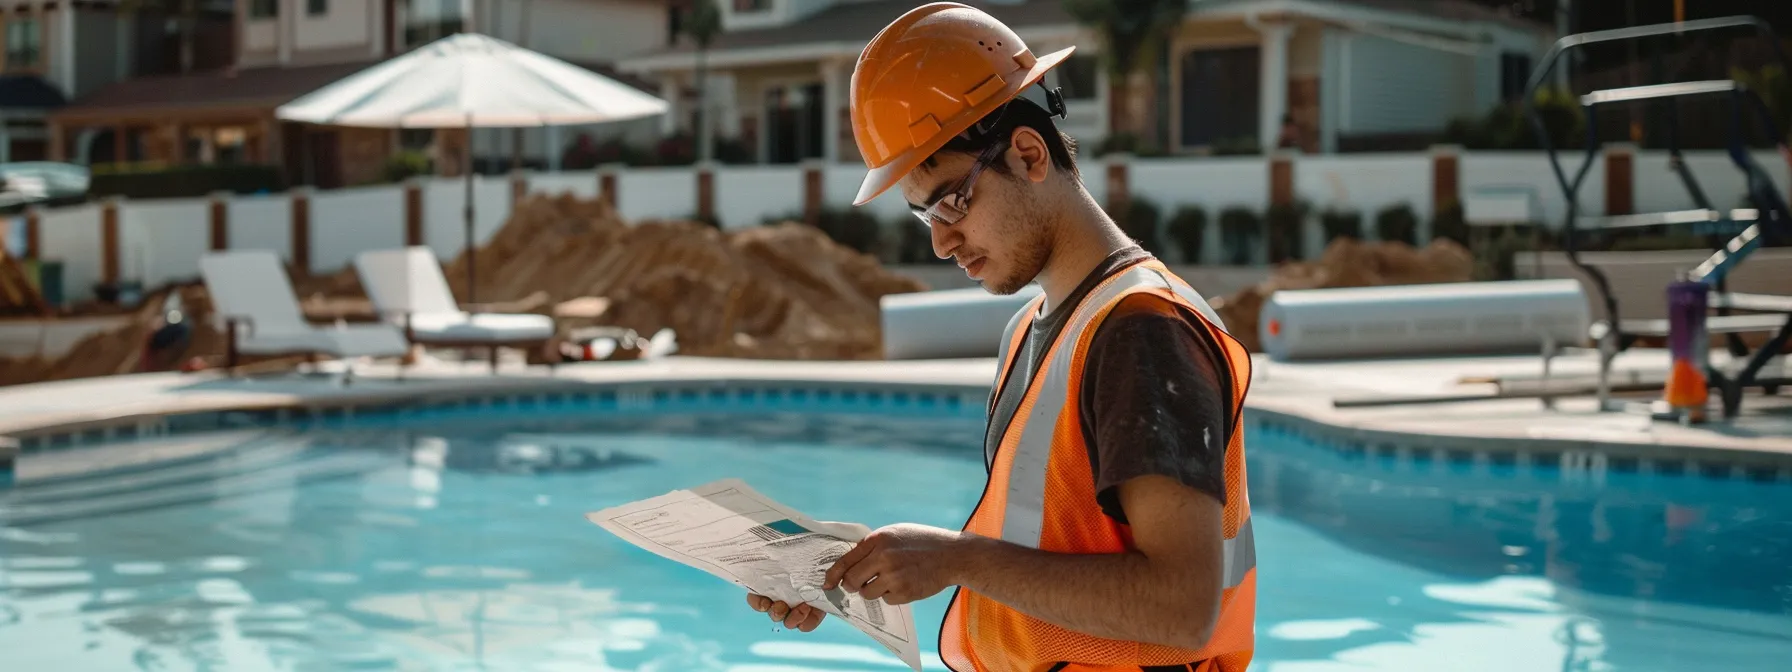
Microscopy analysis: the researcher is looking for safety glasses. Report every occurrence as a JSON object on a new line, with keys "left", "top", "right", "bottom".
{"left": 910, "top": 138, "right": 1008, "bottom": 229}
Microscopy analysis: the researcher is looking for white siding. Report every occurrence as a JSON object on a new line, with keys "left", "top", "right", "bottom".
{"left": 1340, "top": 34, "right": 1475, "bottom": 134}
{"left": 295, "top": 0, "right": 371, "bottom": 50}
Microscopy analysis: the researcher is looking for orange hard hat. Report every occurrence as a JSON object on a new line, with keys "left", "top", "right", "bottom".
{"left": 849, "top": 2, "right": 1074, "bottom": 206}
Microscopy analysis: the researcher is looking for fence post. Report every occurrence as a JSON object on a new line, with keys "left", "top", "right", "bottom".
{"left": 404, "top": 178, "right": 424, "bottom": 246}
{"left": 510, "top": 168, "right": 529, "bottom": 214}
{"left": 1104, "top": 153, "right": 1131, "bottom": 219}
{"left": 209, "top": 191, "right": 230, "bottom": 251}
{"left": 101, "top": 197, "right": 121, "bottom": 285}
{"left": 23, "top": 207, "right": 39, "bottom": 260}
{"left": 599, "top": 163, "right": 621, "bottom": 210}
{"left": 1267, "top": 150, "right": 1297, "bottom": 264}
{"left": 291, "top": 187, "right": 312, "bottom": 274}
{"left": 802, "top": 158, "right": 825, "bottom": 227}
{"left": 696, "top": 161, "right": 717, "bottom": 225}
{"left": 1429, "top": 144, "right": 1462, "bottom": 244}
{"left": 1604, "top": 143, "right": 1635, "bottom": 217}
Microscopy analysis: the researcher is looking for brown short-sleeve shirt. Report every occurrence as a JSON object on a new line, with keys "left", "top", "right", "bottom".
{"left": 983, "top": 246, "right": 1233, "bottom": 524}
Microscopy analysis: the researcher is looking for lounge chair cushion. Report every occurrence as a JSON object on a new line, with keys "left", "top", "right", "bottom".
{"left": 407, "top": 312, "right": 555, "bottom": 343}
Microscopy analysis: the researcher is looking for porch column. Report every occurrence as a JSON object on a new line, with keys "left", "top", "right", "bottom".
{"left": 820, "top": 58, "right": 844, "bottom": 163}
{"left": 660, "top": 76, "right": 680, "bottom": 136}
{"left": 47, "top": 120, "right": 64, "bottom": 161}
{"left": 1256, "top": 21, "right": 1292, "bottom": 152}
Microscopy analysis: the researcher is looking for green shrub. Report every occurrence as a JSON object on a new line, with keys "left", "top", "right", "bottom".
{"left": 1432, "top": 200, "right": 1469, "bottom": 246}
{"left": 1166, "top": 206, "right": 1207, "bottom": 264}
{"left": 383, "top": 150, "right": 432, "bottom": 183}
{"left": 1113, "top": 196, "right": 1166, "bottom": 257}
{"left": 1320, "top": 207, "right": 1362, "bottom": 244}
{"left": 1266, "top": 200, "right": 1309, "bottom": 263}
{"left": 1468, "top": 223, "right": 1551, "bottom": 281}
{"left": 1375, "top": 203, "right": 1419, "bottom": 245}
{"left": 1218, "top": 207, "right": 1261, "bottom": 265}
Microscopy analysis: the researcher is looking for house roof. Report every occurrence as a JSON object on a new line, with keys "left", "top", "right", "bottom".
{"left": 623, "top": 0, "right": 1552, "bottom": 72}
{"left": 51, "top": 61, "right": 379, "bottom": 123}
{"left": 0, "top": 75, "right": 68, "bottom": 110}
{"left": 630, "top": 0, "right": 1076, "bottom": 62}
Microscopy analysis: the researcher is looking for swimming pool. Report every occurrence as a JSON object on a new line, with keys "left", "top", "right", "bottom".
{"left": 1, "top": 404, "right": 1788, "bottom": 671}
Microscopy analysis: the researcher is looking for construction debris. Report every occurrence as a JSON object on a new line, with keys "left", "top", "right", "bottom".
{"left": 0, "top": 247, "right": 48, "bottom": 317}
{"left": 438, "top": 192, "right": 929, "bottom": 360}
{"left": 1211, "top": 237, "right": 1476, "bottom": 352}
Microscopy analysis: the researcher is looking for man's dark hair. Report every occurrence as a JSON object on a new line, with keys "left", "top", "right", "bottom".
{"left": 921, "top": 97, "right": 1079, "bottom": 179}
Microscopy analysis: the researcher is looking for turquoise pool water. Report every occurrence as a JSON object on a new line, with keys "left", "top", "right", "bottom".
{"left": 1, "top": 408, "right": 1789, "bottom": 671}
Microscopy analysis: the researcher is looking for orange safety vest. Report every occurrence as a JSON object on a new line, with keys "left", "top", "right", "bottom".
{"left": 940, "top": 258, "right": 1257, "bottom": 672}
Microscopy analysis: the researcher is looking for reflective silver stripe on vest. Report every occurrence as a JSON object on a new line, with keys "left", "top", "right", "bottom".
{"left": 996, "top": 264, "right": 1256, "bottom": 589}
{"left": 989, "top": 295, "right": 1044, "bottom": 469}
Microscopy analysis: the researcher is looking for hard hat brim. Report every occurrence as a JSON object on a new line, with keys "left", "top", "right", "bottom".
{"left": 852, "top": 45, "right": 1077, "bottom": 207}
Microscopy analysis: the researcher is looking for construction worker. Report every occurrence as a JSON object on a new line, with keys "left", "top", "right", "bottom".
{"left": 747, "top": 3, "right": 1256, "bottom": 671}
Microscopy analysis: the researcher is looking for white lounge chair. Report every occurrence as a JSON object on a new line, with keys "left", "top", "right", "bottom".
{"left": 199, "top": 250, "right": 410, "bottom": 379}
{"left": 353, "top": 246, "right": 557, "bottom": 372}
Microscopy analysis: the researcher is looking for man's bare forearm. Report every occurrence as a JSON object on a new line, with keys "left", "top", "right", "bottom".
{"left": 948, "top": 532, "right": 1217, "bottom": 650}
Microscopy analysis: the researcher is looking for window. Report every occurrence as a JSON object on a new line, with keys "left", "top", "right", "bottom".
{"left": 250, "top": 0, "right": 278, "bottom": 19}
{"left": 405, "top": 0, "right": 466, "bottom": 48}
{"left": 5, "top": 16, "right": 39, "bottom": 69}
{"left": 1054, "top": 55, "right": 1099, "bottom": 101}
{"left": 308, "top": 0, "right": 328, "bottom": 16}
{"left": 1500, "top": 52, "right": 1532, "bottom": 102}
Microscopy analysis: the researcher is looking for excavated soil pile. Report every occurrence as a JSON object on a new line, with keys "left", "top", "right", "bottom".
{"left": 1211, "top": 237, "right": 1475, "bottom": 352}
{"left": 438, "top": 192, "right": 929, "bottom": 360}
{"left": 0, "top": 283, "right": 232, "bottom": 386}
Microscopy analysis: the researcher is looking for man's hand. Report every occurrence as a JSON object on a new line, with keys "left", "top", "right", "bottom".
{"left": 824, "top": 523, "right": 966, "bottom": 606}
{"left": 747, "top": 593, "right": 825, "bottom": 632}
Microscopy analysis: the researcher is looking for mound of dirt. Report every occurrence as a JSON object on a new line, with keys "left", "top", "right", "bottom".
{"left": 438, "top": 192, "right": 929, "bottom": 360}
{"left": 1211, "top": 237, "right": 1476, "bottom": 352}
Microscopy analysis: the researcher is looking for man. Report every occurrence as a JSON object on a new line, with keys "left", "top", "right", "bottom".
{"left": 747, "top": 3, "right": 1258, "bottom": 671}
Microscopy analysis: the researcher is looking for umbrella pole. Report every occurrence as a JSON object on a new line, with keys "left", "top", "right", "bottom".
{"left": 464, "top": 120, "right": 475, "bottom": 305}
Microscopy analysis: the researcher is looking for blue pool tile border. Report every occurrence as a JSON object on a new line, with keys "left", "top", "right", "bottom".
{"left": 4, "top": 381, "right": 1790, "bottom": 488}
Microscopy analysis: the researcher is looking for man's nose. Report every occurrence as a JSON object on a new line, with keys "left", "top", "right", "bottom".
{"left": 930, "top": 221, "right": 961, "bottom": 260}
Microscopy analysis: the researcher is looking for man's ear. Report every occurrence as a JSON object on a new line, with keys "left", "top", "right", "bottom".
{"left": 1008, "top": 125, "right": 1051, "bottom": 184}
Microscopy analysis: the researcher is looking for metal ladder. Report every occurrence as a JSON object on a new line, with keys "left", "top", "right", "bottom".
{"left": 1525, "top": 15, "right": 1792, "bottom": 418}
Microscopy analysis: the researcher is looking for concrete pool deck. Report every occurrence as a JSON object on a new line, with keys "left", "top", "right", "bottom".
{"left": 1, "top": 346, "right": 1787, "bottom": 462}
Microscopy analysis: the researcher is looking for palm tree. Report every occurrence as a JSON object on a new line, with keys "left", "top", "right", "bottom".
{"left": 1063, "top": 0, "right": 1188, "bottom": 152}
{"left": 682, "top": 0, "right": 723, "bottom": 163}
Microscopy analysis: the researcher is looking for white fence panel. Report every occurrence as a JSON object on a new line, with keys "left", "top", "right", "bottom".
{"left": 1131, "top": 157, "right": 1270, "bottom": 213}
{"left": 38, "top": 203, "right": 103, "bottom": 304}
{"left": 824, "top": 165, "right": 913, "bottom": 225}
{"left": 1460, "top": 151, "right": 1604, "bottom": 227}
{"left": 528, "top": 171, "right": 600, "bottom": 200}
{"left": 226, "top": 194, "right": 292, "bottom": 262}
{"left": 1296, "top": 154, "right": 1432, "bottom": 222}
{"left": 1633, "top": 150, "right": 1790, "bottom": 215}
{"left": 120, "top": 198, "right": 209, "bottom": 289}
{"left": 716, "top": 165, "right": 804, "bottom": 229}
{"left": 615, "top": 168, "right": 695, "bottom": 224}
{"left": 422, "top": 175, "right": 513, "bottom": 261}
{"left": 310, "top": 185, "right": 405, "bottom": 274}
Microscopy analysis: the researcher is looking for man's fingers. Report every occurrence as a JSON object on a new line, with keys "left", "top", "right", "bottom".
{"left": 798, "top": 607, "right": 825, "bottom": 632}
{"left": 841, "top": 553, "right": 885, "bottom": 593}
{"left": 824, "top": 535, "right": 879, "bottom": 590}
{"left": 768, "top": 601, "right": 789, "bottom": 621}
{"left": 783, "top": 603, "right": 810, "bottom": 629}
{"left": 747, "top": 593, "right": 770, "bottom": 612}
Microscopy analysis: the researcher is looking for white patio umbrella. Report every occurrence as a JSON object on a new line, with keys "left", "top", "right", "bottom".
{"left": 275, "top": 32, "right": 669, "bottom": 302}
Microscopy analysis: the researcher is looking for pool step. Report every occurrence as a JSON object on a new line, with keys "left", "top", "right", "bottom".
{"left": 1, "top": 438, "right": 310, "bottom": 505}
{"left": 0, "top": 446, "right": 396, "bottom": 527}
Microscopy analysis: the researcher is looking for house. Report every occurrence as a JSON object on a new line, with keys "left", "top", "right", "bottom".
{"left": 45, "top": 0, "right": 674, "bottom": 188}
{"left": 0, "top": 0, "right": 225, "bottom": 163}
{"left": 616, "top": 0, "right": 1557, "bottom": 164}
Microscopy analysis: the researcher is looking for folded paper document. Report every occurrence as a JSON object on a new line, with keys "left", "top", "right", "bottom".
{"left": 585, "top": 478, "right": 922, "bottom": 671}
